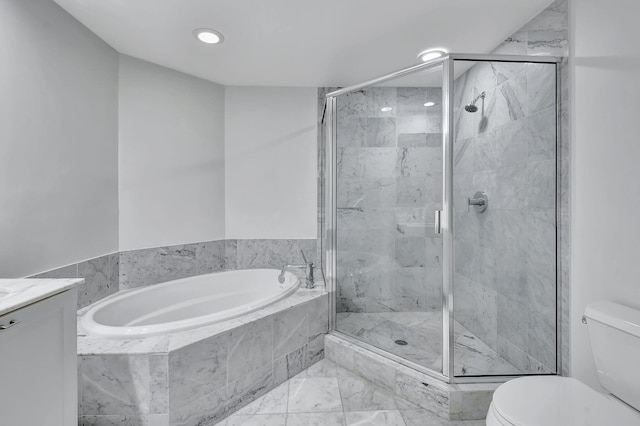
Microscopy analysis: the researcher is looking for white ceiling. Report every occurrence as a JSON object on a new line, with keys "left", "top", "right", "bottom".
{"left": 53, "top": 0, "right": 553, "bottom": 87}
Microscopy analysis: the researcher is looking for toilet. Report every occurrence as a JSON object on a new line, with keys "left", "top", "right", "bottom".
{"left": 487, "top": 301, "right": 640, "bottom": 425}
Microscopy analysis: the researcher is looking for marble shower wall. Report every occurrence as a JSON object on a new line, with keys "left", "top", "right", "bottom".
{"left": 32, "top": 238, "right": 318, "bottom": 308}
{"left": 334, "top": 86, "right": 443, "bottom": 314}
{"left": 452, "top": 0, "right": 568, "bottom": 375}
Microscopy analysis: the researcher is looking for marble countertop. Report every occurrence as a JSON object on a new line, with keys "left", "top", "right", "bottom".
{"left": 0, "top": 278, "right": 83, "bottom": 316}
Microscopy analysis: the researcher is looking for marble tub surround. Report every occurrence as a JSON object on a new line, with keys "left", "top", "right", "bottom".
{"left": 119, "top": 241, "right": 225, "bottom": 290}
{"left": 78, "top": 286, "right": 328, "bottom": 426}
{"left": 230, "top": 239, "right": 318, "bottom": 271}
{"left": 30, "top": 253, "right": 119, "bottom": 310}
{"left": 215, "top": 359, "right": 485, "bottom": 426}
{"left": 120, "top": 238, "right": 318, "bottom": 289}
{"left": 29, "top": 238, "right": 317, "bottom": 310}
{"left": 325, "top": 334, "right": 497, "bottom": 421}
{"left": 77, "top": 284, "right": 327, "bottom": 354}
{"left": 0, "top": 278, "right": 82, "bottom": 315}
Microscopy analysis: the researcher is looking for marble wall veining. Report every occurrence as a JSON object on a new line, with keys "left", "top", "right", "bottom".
{"left": 334, "top": 86, "right": 444, "bottom": 316}
{"left": 121, "top": 239, "right": 318, "bottom": 289}
{"left": 119, "top": 241, "right": 225, "bottom": 290}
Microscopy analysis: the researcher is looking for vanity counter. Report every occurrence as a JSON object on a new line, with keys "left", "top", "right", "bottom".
{"left": 0, "top": 278, "right": 82, "bottom": 316}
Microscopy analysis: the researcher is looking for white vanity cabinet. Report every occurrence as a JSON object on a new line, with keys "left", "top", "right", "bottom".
{"left": 0, "top": 287, "right": 78, "bottom": 426}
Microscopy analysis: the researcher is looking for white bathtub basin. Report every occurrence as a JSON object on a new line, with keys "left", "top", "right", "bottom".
{"left": 81, "top": 269, "right": 300, "bottom": 339}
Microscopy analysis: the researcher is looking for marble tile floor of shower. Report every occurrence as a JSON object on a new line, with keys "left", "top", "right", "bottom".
{"left": 337, "top": 311, "right": 520, "bottom": 376}
{"left": 215, "top": 359, "right": 485, "bottom": 426}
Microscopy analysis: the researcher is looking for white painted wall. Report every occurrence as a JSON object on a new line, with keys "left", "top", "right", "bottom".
{"left": 118, "top": 55, "right": 226, "bottom": 250}
{"left": 570, "top": 0, "right": 640, "bottom": 389}
{"left": 225, "top": 87, "right": 317, "bottom": 239}
{"left": 1, "top": 5, "right": 317, "bottom": 273}
{"left": 0, "top": 0, "right": 119, "bottom": 277}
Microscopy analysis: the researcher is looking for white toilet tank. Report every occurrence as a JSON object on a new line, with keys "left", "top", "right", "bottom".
{"left": 584, "top": 301, "right": 640, "bottom": 410}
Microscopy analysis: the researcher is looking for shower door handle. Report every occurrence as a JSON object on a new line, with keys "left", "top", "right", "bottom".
{"left": 434, "top": 210, "right": 442, "bottom": 234}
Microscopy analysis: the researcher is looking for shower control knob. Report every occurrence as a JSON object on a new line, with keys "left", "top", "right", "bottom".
{"left": 468, "top": 191, "right": 488, "bottom": 213}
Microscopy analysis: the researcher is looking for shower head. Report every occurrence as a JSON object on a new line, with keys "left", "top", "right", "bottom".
{"left": 464, "top": 91, "right": 485, "bottom": 113}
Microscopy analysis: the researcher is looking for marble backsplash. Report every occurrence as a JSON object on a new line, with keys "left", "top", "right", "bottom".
{"left": 31, "top": 238, "right": 318, "bottom": 309}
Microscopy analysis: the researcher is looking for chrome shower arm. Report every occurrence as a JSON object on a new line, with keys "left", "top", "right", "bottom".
{"left": 471, "top": 91, "right": 486, "bottom": 105}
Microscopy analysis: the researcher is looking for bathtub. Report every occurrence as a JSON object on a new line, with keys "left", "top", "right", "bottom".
{"left": 81, "top": 268, "right": 300, "bottom": 338}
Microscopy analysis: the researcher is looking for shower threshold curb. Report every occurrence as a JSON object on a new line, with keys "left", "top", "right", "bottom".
{"left": 324, "top": 333, "right": 498, "bottom": 420}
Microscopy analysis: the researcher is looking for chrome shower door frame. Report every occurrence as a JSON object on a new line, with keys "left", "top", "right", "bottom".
{"left": 324, "top": 53, "right": 562, "bottom": 384}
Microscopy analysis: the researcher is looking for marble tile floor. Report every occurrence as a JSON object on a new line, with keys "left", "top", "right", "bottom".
{"left": 215, "top": 359, "right": 485, "bottom": 426}
{"left": 336, "top": 311, "right": 520, "bottom": 376}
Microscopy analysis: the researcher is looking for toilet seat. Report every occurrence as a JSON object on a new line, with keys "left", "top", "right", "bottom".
{"left": 490, "top": 376, "right": 640, "bottom": 425}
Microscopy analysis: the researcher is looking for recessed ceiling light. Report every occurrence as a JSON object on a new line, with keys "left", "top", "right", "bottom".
{"left": 380, "top": 106, "right": 393, "bottom": 112}
{"left": 424, "top": 101, "right": 437, "bottom": 107}
{"left": 193, "top": 28, "right": 225, "bottom": 44}
{"left": 417, "top": 49, "right": 447, "bottom": 62}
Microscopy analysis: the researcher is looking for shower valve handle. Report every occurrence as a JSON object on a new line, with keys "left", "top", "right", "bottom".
{"left": 468, "top": 191, "right": 488, "bottom": 213}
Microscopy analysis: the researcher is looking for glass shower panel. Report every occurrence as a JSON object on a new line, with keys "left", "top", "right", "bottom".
{"left": 334, "top": 65, "right": 445, "bottom": 372}
{"left": 452, "top": 59, "right": 557, "bottom": 377}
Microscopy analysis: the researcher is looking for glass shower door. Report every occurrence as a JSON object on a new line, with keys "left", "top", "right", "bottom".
{"left": 451, "top": 59, "right": 558, "bottom": 377}
{"left": 333, "top": 65, "right": 445, "bottom": 373}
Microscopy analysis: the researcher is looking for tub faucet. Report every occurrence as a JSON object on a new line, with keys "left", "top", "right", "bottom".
{"left": 278, "top": 250, "right": 314, "bottom": 289}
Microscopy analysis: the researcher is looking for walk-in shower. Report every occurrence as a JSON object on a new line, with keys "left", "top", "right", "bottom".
{"left": 321, "top": 53, "right": 560, "bottom": 383}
